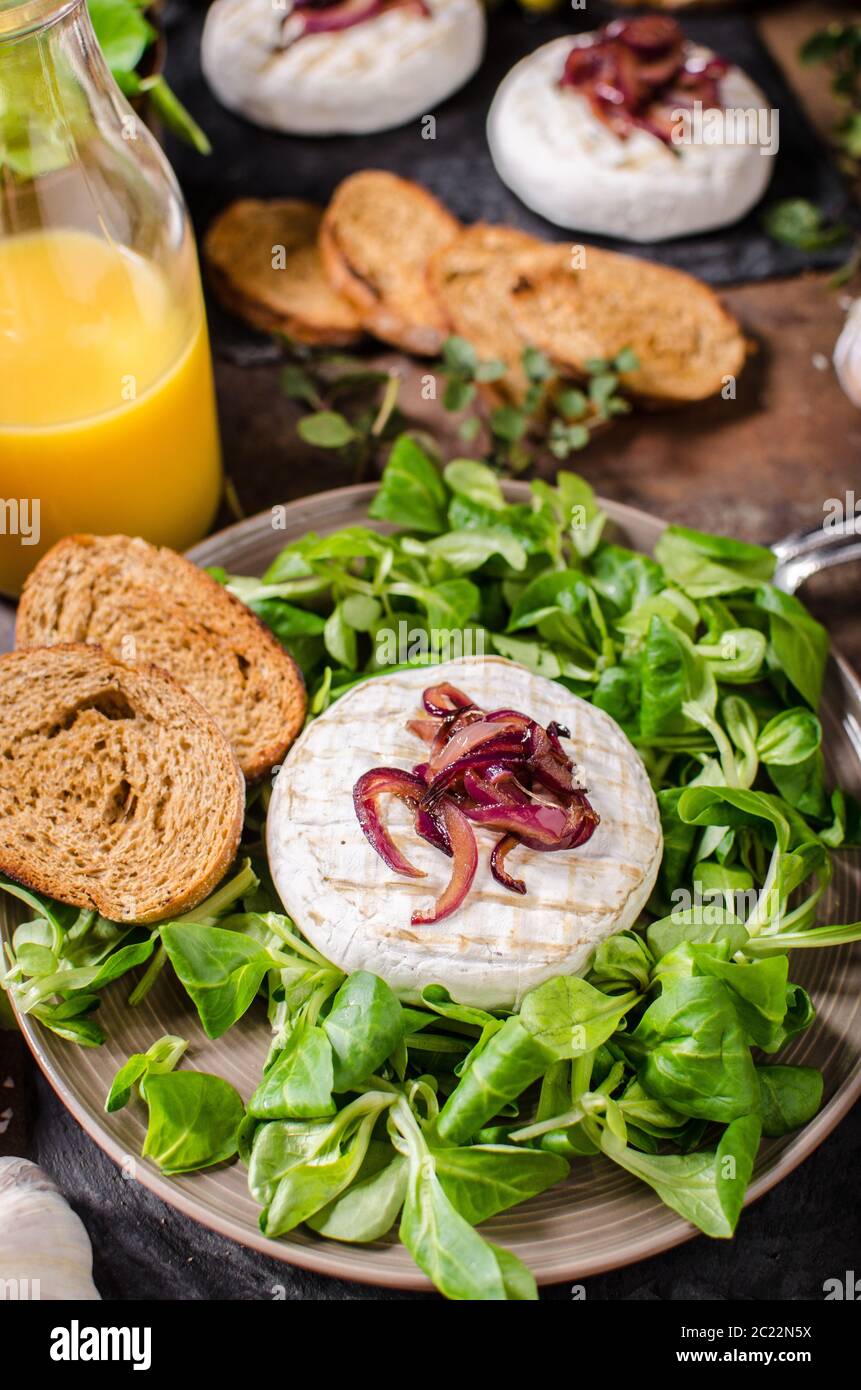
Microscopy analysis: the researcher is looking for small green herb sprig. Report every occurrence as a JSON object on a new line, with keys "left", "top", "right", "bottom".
{"left": 800, "top": 22, "right": 861, "bottom": 172}
{"left": 89, "top": 0, "right": 210, "bottom": 153}
{"left": 282, "top": 336, "right": 638, "bottom": 480}
{"left": 761, "top": 198, "right": 860, "bottom": 288}
{"left": 434, "top": 337, "right": 638, "bottom": 471}
{"left": 762, "top": 198, "right": 850, "bottom": 253}
{"left": 281, "top": 353, "right": 407, "bottom": 481}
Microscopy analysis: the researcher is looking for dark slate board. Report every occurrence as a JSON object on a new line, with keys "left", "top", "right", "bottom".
{"left": 163, "top": 0, "right": 854, "bottom": 293}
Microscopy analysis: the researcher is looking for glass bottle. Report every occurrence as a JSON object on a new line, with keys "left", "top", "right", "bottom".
{"left": 0, "top": 0, "right": 222, "bottom": 596}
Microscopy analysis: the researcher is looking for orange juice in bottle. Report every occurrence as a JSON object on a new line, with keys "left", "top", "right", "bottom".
{"left": 0, "top": 0, "right": 222, "bottom": 596}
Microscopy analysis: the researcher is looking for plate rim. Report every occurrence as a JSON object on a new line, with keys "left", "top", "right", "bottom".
{"left": 8, "top": 480, "right": 861, "bottom": 1292}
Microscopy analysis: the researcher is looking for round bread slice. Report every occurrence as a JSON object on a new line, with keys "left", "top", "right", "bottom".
{"left": 508, "top": 245, "right": 747, "bottom": 404}
{"left": 266, "top": 656, "right": 662, "bottom": 1010}
{"left": 204, "top": 199, "right": 362, "bottom": 347}
{"left": 427, "top": 223, "right": 550, "bottom": 402}
{"left": 319, "top": 171, "right": 461, "bottom": 355}
{"left": 16, "top": 535, "right": 307, "bottom": 782}
{"left": 0, "top": 645, "right": 245, "bottom": 923}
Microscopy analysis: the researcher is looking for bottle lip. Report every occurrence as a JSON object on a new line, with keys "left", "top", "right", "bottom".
{"left": 0, "top": 0, "right": 81, "bottom": 40}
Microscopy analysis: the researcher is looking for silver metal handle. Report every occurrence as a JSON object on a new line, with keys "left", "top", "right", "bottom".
{"left": 771, "top": 517, "right": 861, "bottom": 595}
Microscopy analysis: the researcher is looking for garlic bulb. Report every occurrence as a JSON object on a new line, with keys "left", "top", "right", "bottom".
{"left": 833, "top": 298, "right": 861, "bottom": 408}
{"left": 0, "top": 1157, "right": 100, "bottom": 1300}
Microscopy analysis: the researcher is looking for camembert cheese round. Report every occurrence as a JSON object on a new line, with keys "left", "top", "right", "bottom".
{"left": 267, "top": 657, "right": 662, "bottom": 1009}
{"left": 487, "top": 36, "right": 774, "bottom": 243}
{"left": 201, "top": 0, "right": 486, "bottom": 137}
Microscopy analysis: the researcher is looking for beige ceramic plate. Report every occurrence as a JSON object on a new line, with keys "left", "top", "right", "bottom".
{"left": 4, "top": 484, "right": 861, "bottom": 1291}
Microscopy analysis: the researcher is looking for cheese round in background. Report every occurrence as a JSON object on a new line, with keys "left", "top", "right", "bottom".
{"left": 201, "top": 0, "right": 486, "bottom": 137}
{"left": 487, "top": 36, "right": 775, "bottom": 243}
{"left": 267, "top": 656, "right": 662, "bottom": 1010}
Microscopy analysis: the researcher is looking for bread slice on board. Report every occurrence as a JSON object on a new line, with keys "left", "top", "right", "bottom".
{"left": 0, "top": 645, "right": 244, "bottom": 923}
{"left": 319, "top": 170, "right": 460, "bottom": 355}
{"left": 427, "top": 223, "right": 551, "bottom": 402}
{"left": 204, "top": 198, "right": 362, "bottom": 347}
{"left": 508, "top": 245, "right": 747, "bottom": 404}
{"left": 16, "top": 535, "right": 306, "bottom": 782}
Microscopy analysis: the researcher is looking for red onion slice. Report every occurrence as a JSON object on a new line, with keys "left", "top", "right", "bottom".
{"left": 411, "top": 800, "right": 478, "bottom": 925}
{"left": 605, "top": 15, "right": 682, "bottom": 55}
{"left": 284, "top": 0, "right": 382, "bottom": 44}
{"left": 416, "top": 802, "right": 452, "bottom": 857}
{"left": 527, "top": 724, "right": 575, "bottom": 798}
{"left": 422, "top": 683, "right": 474, "bottom": 717}
{"left": 462, "top": 797, "right": 599, "bottom": 853}
{"left": 422, "top": 737, "right": 532, "bottom": 805}
{"left": 561, "top": 44, "right": 604, "bottom": 89}
{"left": 490, "top": 834, "right": 526, "bottom": 895}
{"left": 427, "top": 706, "right": 485, "bottom": 769}
{"left": 355, "top": 684, "right": 600, "bottom": 921}
{"left": 353, "top": 767, "right": 428, "bottom": 878}
{"left": 463, "top": 767, "right": 530, "bottom": 807}
{"left": 428, "top": 716, "right": 530, "bottom": 776}
{"left": 560, "top": 15, "right": 725, "bottom": 145}
{"left": 637, "top": 49, "right": 684, "bottom": 89}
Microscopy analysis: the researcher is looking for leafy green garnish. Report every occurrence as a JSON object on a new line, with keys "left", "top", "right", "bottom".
{"left": 761, "top": 198, "right": 849, "bottom": 252}
{"left": 800, "top": 23, "right": 861, "bottom": 170}
{"left": 0, "top": 0, "right": 209, "bottom": 176}
{"left": 91, "top": 0, "right": 210, "bottom": 153}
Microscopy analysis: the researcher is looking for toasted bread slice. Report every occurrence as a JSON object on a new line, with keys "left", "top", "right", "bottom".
{"left": 16, "top": 536, "right": 306, "bottom": 782}
{"left": 0, "top": 645, "right": 244, "bottom": 923}
{"left": 319, "top": 171, "right": 460, "bottom": 355}
{"left": 427, "top": 223, "right": 551, "bottom": 402}
{"left": 508, "top": 245, "right": 747, "bottom": 404}
{"left": 204, "top": 198, "right": 362, "bottom": 347}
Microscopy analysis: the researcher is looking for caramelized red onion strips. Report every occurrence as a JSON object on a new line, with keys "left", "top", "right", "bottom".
{"left": 411, "top": 800, "right": 478, "bottom": 925}
{"left": 560, "top": 15, "right": 729, "bottom": 145}
{"left": 281, "top": 0, "right": 429, "bottom": 49}
{"left": 352, "top": 768, "right": 428, "bottom": 879}
{"left": 352, "top": 683, "right": 599, "bottom": 920}
{"left": 422, "top": 682, "right": 476, "bottom": 717}
{"left": 490, "top": 834, "right": 526, "bottom": 896}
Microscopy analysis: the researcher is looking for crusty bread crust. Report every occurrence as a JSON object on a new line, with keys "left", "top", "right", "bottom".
{"left": 427, "top": 223, "right": 551, "bottom": 402}
{"left": 508, "top": 244, "right": 747, "bottom": 404}
{"left": 319, "top": 170, "right": 460, "bottom": 355}
{"left": 204, "top": 198, "right": 362, "bottom": 347}
{"left": 16, "top": 535, "right": 307, "bottom": 781}
{"left": 0, "top": 645, "right": 244, "bottom": 923}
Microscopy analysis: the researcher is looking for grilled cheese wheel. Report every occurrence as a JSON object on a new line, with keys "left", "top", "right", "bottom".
{"left": 487, "top": 35, "right": 774, "bottom": 244}
{"left": 267, "top": 657, "right": 662, "bottom": 1009}
{"left": 201, "top": 0, "right": 486, "bottom": 137}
